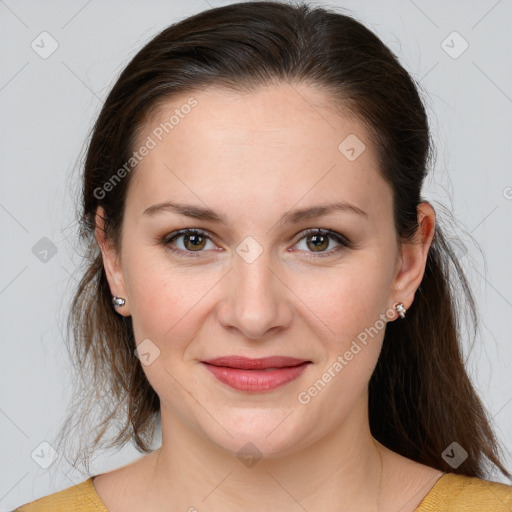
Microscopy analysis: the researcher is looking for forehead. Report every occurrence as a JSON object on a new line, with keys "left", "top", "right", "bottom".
{"left": 127, "top": 83, "right": 390, "bottom": 222}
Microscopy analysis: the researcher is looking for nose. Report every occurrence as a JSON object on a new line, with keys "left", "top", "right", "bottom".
{"left": 216, "top": 248, "right": 293, "bottom": 340}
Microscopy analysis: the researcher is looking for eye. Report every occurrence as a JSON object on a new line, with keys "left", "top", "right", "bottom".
{"left": 162, "top": 228, "right": 352, "bottom": 258}
{"left": 294, "top": 228, "right": 352, "bottom": 258}
{"left": 163, "top": 228, "right": 216, "bottom": 257}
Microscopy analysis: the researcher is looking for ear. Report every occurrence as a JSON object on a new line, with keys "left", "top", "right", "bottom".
{"left": 391, "top": 201, "right": 436, "bottom": 318}
{"left": 95, "top": 206, "right": 130, "bottom": 316}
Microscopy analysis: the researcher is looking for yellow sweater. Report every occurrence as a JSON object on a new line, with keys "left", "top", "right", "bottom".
{"left": 13, "top": 472, "right": 512, "bottom": 511}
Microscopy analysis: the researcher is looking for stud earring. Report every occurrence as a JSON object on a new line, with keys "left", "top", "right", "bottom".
{"left": 112, "top": 296, "right": 126, "bottom": 308}
{"left": 396, "top": 302, "right": 406, "bottom": 319}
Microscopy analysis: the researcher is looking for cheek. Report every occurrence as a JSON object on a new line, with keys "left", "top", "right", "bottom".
{"left": 293, "top": 253, "right": 394, "bottom": 338}
{"left": 123, "top": 249, "right": 218, "bottom": 346}
{"left": 294, "top": 263, "right": 392, "bottom": 425}
{"left": 293, "top": 251, "right": 395, "bottom": 405}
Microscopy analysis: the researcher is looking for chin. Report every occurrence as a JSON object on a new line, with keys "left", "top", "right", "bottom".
{"left": 200, "top": 409, "right": 312, "bottom": 461}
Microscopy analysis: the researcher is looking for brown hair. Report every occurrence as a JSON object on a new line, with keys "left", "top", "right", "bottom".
{"left": 53, "top": 0, "right": 510, "bottom": 481}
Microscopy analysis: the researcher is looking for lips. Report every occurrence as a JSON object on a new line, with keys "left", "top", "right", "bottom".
{"left": 202, "top": 356, "right": 311, "bottom": 370}
{"left": 201, "top": 356, "right": 312, "bottom": 392}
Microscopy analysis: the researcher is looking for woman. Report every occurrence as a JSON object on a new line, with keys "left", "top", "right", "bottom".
{"left": 14, "top": 1, "right": 512, "bottom": 511}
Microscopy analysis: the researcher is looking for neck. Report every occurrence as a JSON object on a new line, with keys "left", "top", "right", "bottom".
{"left": 142, "top": 398, "right": 384, "bottom": 512}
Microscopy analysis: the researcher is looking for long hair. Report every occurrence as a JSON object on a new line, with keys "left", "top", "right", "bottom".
{"left": 52, "top": 0, "right": 510, "bottom": 480}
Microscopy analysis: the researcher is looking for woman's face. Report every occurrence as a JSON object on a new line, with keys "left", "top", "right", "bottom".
{"left": 98, "top": 83, "right": 429, "bottom": 458}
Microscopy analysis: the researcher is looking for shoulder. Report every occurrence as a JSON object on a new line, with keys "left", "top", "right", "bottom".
{"left": 14, "top": 477, "right": 108, "bottom": 512}
{"left": 416, "top": 472, "right": 512, "bottom": 511}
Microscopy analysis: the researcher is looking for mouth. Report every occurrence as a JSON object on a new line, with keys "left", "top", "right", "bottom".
{"left": 201, "top": 356, "right": 313, "bottom": 392}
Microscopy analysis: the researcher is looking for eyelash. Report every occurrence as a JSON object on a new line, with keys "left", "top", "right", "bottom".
{"left": 161, "top": 228, "right": 352, "bottom": 259}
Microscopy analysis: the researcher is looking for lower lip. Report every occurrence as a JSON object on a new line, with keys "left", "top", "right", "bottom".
{"left": 201, "top": 362, "right": 310, "bottom": 392}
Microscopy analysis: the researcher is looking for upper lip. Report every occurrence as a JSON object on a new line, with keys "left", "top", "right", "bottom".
{"left": 202, "top": 356, "right": 311, "bottom": 370}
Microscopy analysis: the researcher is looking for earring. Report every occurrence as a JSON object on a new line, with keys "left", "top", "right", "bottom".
{"left": 396, "top": 302, "right": 406, "bottom": 319}
{"left": 112, "top": 296, "right": 126, "bottom": 308}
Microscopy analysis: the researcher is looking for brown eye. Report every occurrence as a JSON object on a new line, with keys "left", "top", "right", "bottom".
{"left": 164, "top": 229, "right": 215, "bottom": 255}
{"left": 295, "top": 229, "right": 352, "bottom": 258}
{"left": 182, "top": 232, "right": 207, "bottom": 251}
{"left": 306, "top": 232, "right": 329, "bottom": 252}
{"left": 163, "top": 228, "right": 352, "bottom": 259}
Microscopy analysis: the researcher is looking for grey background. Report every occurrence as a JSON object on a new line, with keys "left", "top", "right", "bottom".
{"left": 1, "top": 0, "right": 511, "bottom": 509}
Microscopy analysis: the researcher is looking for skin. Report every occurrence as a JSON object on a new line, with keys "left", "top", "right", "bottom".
{"left": 94, "top": 83, "right": 441, "bottom": 511}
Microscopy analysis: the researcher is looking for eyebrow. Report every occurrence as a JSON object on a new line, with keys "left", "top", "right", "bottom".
{"left": 143, "top": 200, "right": 368, "bottom": 225}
